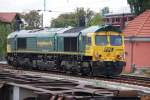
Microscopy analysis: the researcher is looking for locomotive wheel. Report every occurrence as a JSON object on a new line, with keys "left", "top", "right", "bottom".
{"left": 103, "top": 65, "right": 123, "bottom": 76}
{"left": 92, "top": 61, "right": 124, "bottom": 76}
{"left": 12, "top": 60, "right": 18, "bottom": 68}
{"left": 80, "top": 67, "right": 92, "bottom": 76}
{"left": 70, "top": 66, "right": 77, "bottom": 74}
{"left": 7, "top": 60, "right": 12, "bottom": 65}
{"left": 112, "top": 65, "right": 123, "bottom": 76}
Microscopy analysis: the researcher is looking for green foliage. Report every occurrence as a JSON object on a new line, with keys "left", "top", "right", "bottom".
{"left": 87, "top": 13, "right": 104, "bottom": 26}
{"left": 51, "top": 13, "right": 78, "bottom": 27}
{"left": 22, "top": 10, "right": 41, "bottom": 29}
{"left": 101, "top": 7, "right": 109, "bottom": 16}
{"left": 0, "top": 22, "right": 12, "bottom": 58}
{"left": 127, "top": 0, "right": 150, "bottom": 15}
{"left": 51, "top": 8, "right": 95, "bottom": 27}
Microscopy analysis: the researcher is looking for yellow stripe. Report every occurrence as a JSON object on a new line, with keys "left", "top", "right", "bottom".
{"left": 13, "top": 50, "right": 84, "bottom": 55}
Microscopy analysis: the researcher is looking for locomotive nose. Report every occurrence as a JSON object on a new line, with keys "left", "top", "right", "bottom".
{"left": 94, "top": 46, "right": 125, "bottom": 61}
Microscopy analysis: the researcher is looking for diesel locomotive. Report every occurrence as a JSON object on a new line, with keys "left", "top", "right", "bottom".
{"left": 6, "top": 25, "right": 126, "bottom": 76}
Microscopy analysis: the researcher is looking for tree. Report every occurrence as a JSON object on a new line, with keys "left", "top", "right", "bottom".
{"left": 88, "top": 13, "right": 104, "bottom": 26}
{"left": 22, "top": 10, "right": 41, "bottom": 29}
{"left": 51, "top": 13, "right": 77, "bottom": 27}
{"left": 0, "top": 14, "right": 22, "bottom": 59}
{"left": 0, "top": 23, "right": 12, "bottom": 59}
{"left": 75, "top": 8, "right": 86, "bottom": 27}
{"left": 51, "top": 8, "right": 94, "bottom": 27}
{"left": 127, "top": 0, "right": 150, "bottom": 15}
{"left": 74, "top": 7, "right": 95, "bottom": 27}
{"left": 101, "top": 7, "right": 109, "bottom": 16}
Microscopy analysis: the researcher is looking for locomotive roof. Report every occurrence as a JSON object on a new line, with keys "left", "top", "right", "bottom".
{"left": 57, "top": 27, "right": 86, "bottom": 37}
{"left": 58, "top": 25, "right": 122, "bottom": 37}
{"left": 63, "top": 27, "right": 86, "bottom": 33}
{"left": 57, "top": 32, "right": 80, "bottom": 37}
{"left": 7, "top": 25, "right": 122, "bottom": 39}
{"left": 81, "top": 25, "right": 122, "bottom": 35}
{"left": 7, "top": 27, "right": 71, "bottom": 38}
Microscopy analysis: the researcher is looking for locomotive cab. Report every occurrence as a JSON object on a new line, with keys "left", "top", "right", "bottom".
{"left": 93, "top": 32, "right": 125, "bottom": 62}
{"left": 84, "top": 30, "right": 125, "bottom": 76}
{"left": 85, "top": 32, "right": 125, "bottom": 62}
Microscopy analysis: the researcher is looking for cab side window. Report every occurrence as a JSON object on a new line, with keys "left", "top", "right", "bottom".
{"left": 87, "top": 37, "right": 91, "bottom": 45}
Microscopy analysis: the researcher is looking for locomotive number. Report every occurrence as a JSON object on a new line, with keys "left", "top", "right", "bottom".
{"left": 104, "top": 47, "right": 114, "bottom": 52}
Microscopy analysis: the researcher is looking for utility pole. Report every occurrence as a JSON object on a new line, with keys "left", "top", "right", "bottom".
{"left": 42, "top": 0, "right": 46, "bottom": 27}
{"left": 44, "top": 0, "right": 46, "bottom": 11}
{"left": 38, "top": 0, "right": 52, "bottom": 28}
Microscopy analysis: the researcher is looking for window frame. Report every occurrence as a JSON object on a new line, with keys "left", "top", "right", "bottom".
{"left": 110, "top": 35, "right": 122, "bottom": 46}
{"left": 95, "top": 35, "right": 108, "bottom": 46}
{"left": 87, "top": 36, "right": 91, "bottom": 45}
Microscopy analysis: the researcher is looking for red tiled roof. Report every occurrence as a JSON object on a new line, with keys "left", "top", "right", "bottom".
{"left": 123, "top": 10, "right": 150, "bottom": 37}
{"left": 0, "top": 13, "right": 17, "bottom": 23}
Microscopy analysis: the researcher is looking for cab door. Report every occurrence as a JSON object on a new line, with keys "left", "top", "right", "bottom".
{"left": 85, "top": 35, "right": 93, "bottom": 56}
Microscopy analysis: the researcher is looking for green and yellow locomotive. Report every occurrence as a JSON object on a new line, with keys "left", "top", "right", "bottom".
{"left": 7, "top": 25, "right": 126, "bottom": 76}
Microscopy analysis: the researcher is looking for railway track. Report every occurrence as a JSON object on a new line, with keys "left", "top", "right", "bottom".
{"left": 0, "top": 62, "right": 150, "bottom": 99}
{"left": 0, "top": 64, "right": 149, "bottom": 99}
{"left": 90, "top": 75, "right": 150, "bottom": 88}
{"left": 0, "top": 63, "right": 150, "bottom": 89}
{"left": 112, "top": 75, "right": 150, "bottom": 87}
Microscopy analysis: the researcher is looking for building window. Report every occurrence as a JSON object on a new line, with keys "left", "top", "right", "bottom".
{"left": 128, "top": 17, "right": 134, "bottom": 21}
{"left": 116, "top": 18, "right": 120, "bottom": 22}
{"left": 106, "top": 18, "right": 109, "bottom": 23}
{"left": 124, "top": 17, "right": 127, "bottom": 22}
{"left": 112, "top": 18, "right": 115, "bottom": 23}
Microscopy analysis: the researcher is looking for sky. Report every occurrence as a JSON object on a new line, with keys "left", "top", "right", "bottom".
{"left": 0, "top": 0, "right": 130, "bottom": 26}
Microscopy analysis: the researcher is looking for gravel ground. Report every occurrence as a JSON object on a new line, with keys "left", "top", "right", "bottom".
{"left": 127, "top": 68, "right": 150, "bottom": 77}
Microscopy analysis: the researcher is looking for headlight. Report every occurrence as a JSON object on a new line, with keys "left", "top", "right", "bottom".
{"left": 116, "top": 54, "right": 124, "bottom": 60}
